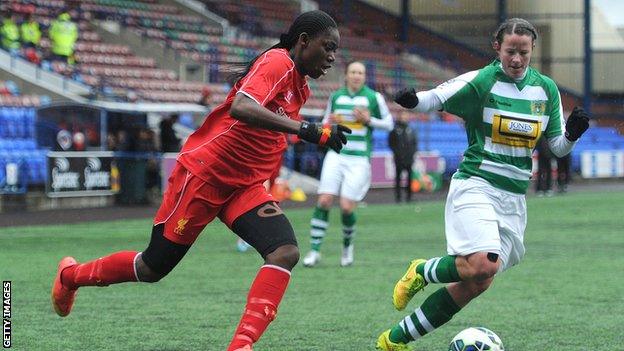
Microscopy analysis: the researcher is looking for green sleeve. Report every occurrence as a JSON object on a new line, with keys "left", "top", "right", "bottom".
{"left": 543, "top": 76, "right": 564, "bottom": 138}
{"left": 440, "top": 69, "right": 488, "bottom": 123}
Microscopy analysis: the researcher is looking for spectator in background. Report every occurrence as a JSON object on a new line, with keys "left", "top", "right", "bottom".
{"left": 137, "top": 127, "right": 161, "bottom": 201}
{"left": 389, "top": 110, "right": 417, "bottom": 203}
{"left": 48, "top": 11, "right": 78, "bottom": 65}
{"left": 159, "top": 114, "right": 181, "bottom": 153}
{"left": 136, "top": 126, "right": 157, "bottom": 153}
{"left": 0, "top": 11, "right": 21, "bottom": 54}
{"left": 115, "top": 129, "right": 129, "bottom": 151}
{"left": 556, "top": 153, "right": 571, "bottom": 193}
{"left": 106, "top": 132, "right": 118, "bottom": 151}
{"left": 198, "top": 86, "right": 212, "bottom": 108}
{"left": 20, "top": 10, "right": 41, "bottom": 49}
{"left": 535, "top": 137, "right": 554, "bottom": 196}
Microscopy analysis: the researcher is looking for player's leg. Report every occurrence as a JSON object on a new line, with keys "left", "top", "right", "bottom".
{"left": 557, "top": 155, "right": 570, "bottom": 193}
{"left": 226, "top": 201, "right": 299, "bottom": 351}
{"left": 304, "top": 193, "right": 333, "bottom": 266}
{"left": 379, "top": 252, "right": 499, "bottom": 349}
{"left": 52, "top": 165, "right": 215, "bottom": 317}
{"left": 52, "top": 226, "right": 196, "bottom": 317}
{"left": 338, "top": 157, "right": 370, "bottom": 267}
{"left": 394, "top": 160, "right": 402, "bottom": 202}
{"left": 393, "top": 177, "right": 500, "bottom": 310}
{"left": 536, "top": 153, "right": 549, "bottom": 194}
{"left": 403, "top": 165, "right": 413, "bottom": 202}
{"left": 546, "top": 157, "right": 554, "bottom": 195}
{"left": 304, "top": 153, "right": 342, "bottom": 266}
{"left": 339, "top": 197, "right": 357, "bottom": 267}
{"left": 382, "top": 181, "right": 526, "bottom": 349}
{"left": 379, "top": 277, "right": 493, "bottom": 349}
{"left": 380, "top": 178, "right": 503, "bottom": 348}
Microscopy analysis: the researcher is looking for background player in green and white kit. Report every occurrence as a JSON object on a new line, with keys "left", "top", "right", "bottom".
{"left": 376, "top": 18, "right": 590, "bottom": 350}
{"left": 303, "top": 61, "right": 394, "bottom": 267}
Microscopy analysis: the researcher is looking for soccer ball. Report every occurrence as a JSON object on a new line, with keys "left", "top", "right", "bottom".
{"left": 448, "top": 327, "right": 504, "bottom": 351}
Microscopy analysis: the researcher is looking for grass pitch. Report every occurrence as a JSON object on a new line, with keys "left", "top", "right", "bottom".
{"left": 1, "top": 190, "right": 623, "bottom": 350}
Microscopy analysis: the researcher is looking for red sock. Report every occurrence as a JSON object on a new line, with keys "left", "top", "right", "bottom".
{"left": 227, "top": 265, "right": 291, "bottom": 351}
{"left": 61, "top": 251, "right": 139, "bottom": 289}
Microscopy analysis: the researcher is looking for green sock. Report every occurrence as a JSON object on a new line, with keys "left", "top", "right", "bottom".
{"left": 341, "top": 212, "right": 356, "bottom": 247}
{"left": 416, "top": 256, "right": 461, "bottom": 283}
{"left": 390, "top": 287, "right": 461, "bottom": 343}
{"left": 310, "top": 206, "right": 329, "bottom": 251}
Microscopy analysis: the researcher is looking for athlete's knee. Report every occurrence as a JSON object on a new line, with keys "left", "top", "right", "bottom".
{"left": 135, "top": 254, "right": 167, "bottom": 283}
{"left": 339, "top": 199, "right": 357, "bottom": 213}
{"left": 317, "top": 194, "right": 333, "bottom": 209}
{"left": 139, "top": 224, "right": 190, "bottom": 282}
{"left": 466, "top": 264, "right": 498, "bottom": 281}
{"left": 265, "top": 244, "right": 299, "bottom": 271}
{"left": 461, "top": 252, "right": 499, "bottom": 281}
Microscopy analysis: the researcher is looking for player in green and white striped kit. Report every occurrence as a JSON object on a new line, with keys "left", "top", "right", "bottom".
{"left": 376, "top": 18, "right": 590, "bottom": 350}
{"left": 303, "top": 61, "right": 394, "bottom": 267}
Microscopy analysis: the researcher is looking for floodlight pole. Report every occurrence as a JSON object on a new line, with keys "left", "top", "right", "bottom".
{"left": 583, "top": 0, "right": 592, "bottom": 113}
{"left": 400, "top": 0, "right": 409, "bottom": 42}
{"left": 497, "top": 0, "right": 507, "bottom": 24}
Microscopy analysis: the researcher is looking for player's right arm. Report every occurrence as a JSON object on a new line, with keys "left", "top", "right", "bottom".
{"left": 394, "top": 71, "right": 481, "bottom": 120}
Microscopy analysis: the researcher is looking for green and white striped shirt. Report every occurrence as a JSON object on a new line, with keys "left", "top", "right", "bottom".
{"left": 422, "top": 60, "right": 567, "bottom": 194}
{"left": 322, "top": 85, "right": 394, "bottom": 158}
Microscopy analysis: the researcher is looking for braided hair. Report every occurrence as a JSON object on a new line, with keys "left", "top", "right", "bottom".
{"left": 493, "top": 18, "right": 538, "bottom": 45}
{"left": 230, "top": 10, "right": 337, "bottom": 84}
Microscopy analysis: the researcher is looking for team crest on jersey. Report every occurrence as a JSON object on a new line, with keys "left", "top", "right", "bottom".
{"left": 284, "top": 90, "right": 293, "bottom": 103}
{"left": 530, "top": 100, "right": 547, "bottom": 115}
{"left": 174, "top": 218, "right": 189, "bottom": 235}
{"left": 492, "top": 114, "right": 541, "bottom": 148}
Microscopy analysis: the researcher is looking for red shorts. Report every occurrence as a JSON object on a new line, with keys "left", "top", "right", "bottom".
{"left": 154, "top": 163, "right": 274, "bottom": 245}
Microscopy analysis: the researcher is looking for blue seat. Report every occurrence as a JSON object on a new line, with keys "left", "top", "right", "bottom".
{"left": 3, "top": 140, "right": 16, "bottom": 151}
{"left": 23, "top": 139, "right": 36, "bottom": 150}
{"left": 13, "top": 139, "right": 26, "bottom": 151}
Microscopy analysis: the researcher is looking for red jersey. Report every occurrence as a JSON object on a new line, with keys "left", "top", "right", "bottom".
{"left": 178, "top": 48, "right": 310, "bottom": 187}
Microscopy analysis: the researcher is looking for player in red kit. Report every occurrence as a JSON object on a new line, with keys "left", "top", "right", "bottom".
{"left": 51, "top": 10, "right": 348, "bottom": 351}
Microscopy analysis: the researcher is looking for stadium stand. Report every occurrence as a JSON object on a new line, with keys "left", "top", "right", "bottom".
{"left": 6, "top": 0, "right": 218, "bottom": 103}
{"left": 1, "top": 0, "right": 622, "bottom": 186}
{"left": 0, "top": 80, "right": 49, "bottom": 190}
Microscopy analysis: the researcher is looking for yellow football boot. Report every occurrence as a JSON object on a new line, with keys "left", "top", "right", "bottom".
{"left": 392, "top": 259, "right": 427, "bottom": 311}
{"left": 376, "top": 329, "right": 411, "bottom": 351}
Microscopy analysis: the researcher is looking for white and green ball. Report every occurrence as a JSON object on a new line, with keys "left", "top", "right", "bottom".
{"left": 448, "top": 327, "right": 504, "bottom": 351}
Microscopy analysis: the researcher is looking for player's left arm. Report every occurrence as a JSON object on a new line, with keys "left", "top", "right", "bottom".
{"left": 321, "top": 93, "right": 334, "bottom": 124}
{"left": 364, "top": 92, "right": 394, "bottom": 131}
{"left": 231, "top": 94, "right": 300, "bottom": 133}
{"left": 543, "top": 81, "right": 590, "bottom": 157}
{"left": 231, "top": 94, "right": 351, "bottom": 153}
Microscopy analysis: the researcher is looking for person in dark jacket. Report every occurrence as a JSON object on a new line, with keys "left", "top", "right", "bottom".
{"left": 535, "top": 136, "right": 553, "bottom": 196}
{"left": 389, "top": 111, "right": 417, "bottom": 202}
{"left": 556, "top": 153, "right": 571, "bottom": 193}
{"left": 159, "top": 114, "right": 181, "bottom": 153}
